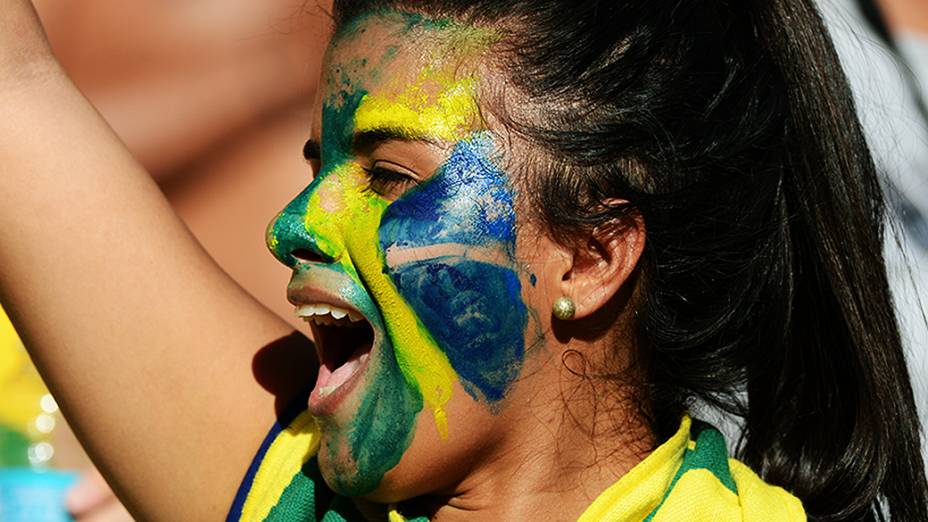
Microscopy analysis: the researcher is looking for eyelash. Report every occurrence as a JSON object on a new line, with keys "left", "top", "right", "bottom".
{"left": 361, "top": 165, "right": 418, "bottom": 198}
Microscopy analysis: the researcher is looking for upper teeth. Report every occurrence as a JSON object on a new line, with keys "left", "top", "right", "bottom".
{"left": 295, "top": 303, "right": 364, "bottom": 326}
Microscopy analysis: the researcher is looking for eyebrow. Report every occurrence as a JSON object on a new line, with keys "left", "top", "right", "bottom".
{"left": 352, "top": 128, "right": 441, "bottom": 153}
{"left": 302, "top": 129, "right": 442, "bottom": 163}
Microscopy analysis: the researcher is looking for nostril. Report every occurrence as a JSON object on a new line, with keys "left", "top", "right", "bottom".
{"left": 291, "top": 248, "right": 327, "bottom": 264}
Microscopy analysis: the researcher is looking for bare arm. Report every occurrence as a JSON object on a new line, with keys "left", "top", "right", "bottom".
{"left": 32, "top": 0, "right": 327, "bottom": 179}
{"left": 0, "top": 2, "right": 307, "bottom": 519}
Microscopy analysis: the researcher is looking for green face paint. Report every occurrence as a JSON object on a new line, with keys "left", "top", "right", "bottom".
{"left": 267, "top": 11, "right": 529, "bottom": 496}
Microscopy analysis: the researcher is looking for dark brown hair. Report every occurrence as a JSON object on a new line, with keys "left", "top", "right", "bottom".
{"left": 332, "top": 1, "right": 928, "bottom": 519}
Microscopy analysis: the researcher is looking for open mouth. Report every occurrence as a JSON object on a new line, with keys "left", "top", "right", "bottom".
{"left": 296, "top": 303, "right": 375, "bottom": 410}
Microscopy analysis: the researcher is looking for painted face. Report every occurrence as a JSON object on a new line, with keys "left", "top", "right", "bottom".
{"left": 267, "top": 12, "right": 538, "bottom": 498}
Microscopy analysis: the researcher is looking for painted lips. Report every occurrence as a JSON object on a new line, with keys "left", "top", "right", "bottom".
{"left": 294, "top": 302, "right": 377, "bottom": 415}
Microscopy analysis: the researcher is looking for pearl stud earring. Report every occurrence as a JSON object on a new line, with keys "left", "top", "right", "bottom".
{"left": 552, "top": 296, "right": 576, "bottom": 320}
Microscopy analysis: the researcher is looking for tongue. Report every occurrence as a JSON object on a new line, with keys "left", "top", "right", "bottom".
{"left": 317, "top": 345, "right": 371, "bottom": 396}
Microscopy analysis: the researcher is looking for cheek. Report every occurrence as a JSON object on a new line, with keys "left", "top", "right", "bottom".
{"left": 318, "top": 342, "right": 423, "bottom": 497}
{"left": 379, "top": 137, "right": 529, "bottom": 405}
{"left": 391, "top": 263, "right": 526, "bottom": 403}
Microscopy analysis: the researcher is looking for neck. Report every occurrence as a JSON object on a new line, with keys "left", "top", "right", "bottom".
{"left": 396, "top": 343, "right": 655, "bottom": 522}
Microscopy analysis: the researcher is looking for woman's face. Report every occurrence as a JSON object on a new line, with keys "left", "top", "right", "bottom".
{"left": 267, "top": 11, "right": 551, "bottom": 500}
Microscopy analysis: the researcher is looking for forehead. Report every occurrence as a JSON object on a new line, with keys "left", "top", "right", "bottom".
{"left": 311, "top": 11, "right": 499, "bottom": 136}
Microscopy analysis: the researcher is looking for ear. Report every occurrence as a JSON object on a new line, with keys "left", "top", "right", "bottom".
{"left": 557, "top": 209, "right": 645, "bottom": 320}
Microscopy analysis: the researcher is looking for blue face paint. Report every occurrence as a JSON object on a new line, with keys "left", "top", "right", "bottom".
{"left": 390, "top": 262, "right": 526, "bottom": 403}
{"left": 379, "top": 136, "right": 516, "bottom": 253}
{"left": 268, "top": 14, "right": 531, "bottom": 494}
{"left": 379, "top": 135, "right": 528, "bottom": 405}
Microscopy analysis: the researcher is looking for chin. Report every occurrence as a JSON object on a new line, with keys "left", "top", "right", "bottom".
{"left": 317, "top": 446, "right": 418, "bottom": 503}
{"left": 316, "top": 414, "right": 466, "bottom": 505}
{"left": 317, "top": 447, "right": 372, "bottom": 497}
{"left": 314, "top": 371, "right": 424, "bottom": 499}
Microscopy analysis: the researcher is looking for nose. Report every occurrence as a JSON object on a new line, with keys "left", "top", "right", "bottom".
{"left": 266, "top": 185, "right": 333, "bottom": 268}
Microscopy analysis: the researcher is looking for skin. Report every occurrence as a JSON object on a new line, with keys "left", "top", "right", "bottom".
{"left": 879, "top": 0, "right": 928, "bottom": 34}
{"left": 34, "top": 4, "right": 329, "bottom": 519}
{"left": 269, "top": 11, "right": 656, "bottom": 520}
{"left": 0, "top": 2, "right": 304, "bottom": 519}
{"left": 269, "top": 14, "right": 529, "bottom": 496}
{"left": 33, "top": 0, "right": 326, "bottom": 180}
{"left": 0, "top": 2, "right": 652, "bottom": 520}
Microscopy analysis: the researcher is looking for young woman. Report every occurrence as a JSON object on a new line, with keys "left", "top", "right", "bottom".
{"left": 0, "top": 0, "right": 924, "bottom": 520}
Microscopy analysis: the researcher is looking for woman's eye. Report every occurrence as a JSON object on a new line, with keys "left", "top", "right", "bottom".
{"left": 363, "top": 165, "right": 419, "bottom": 200}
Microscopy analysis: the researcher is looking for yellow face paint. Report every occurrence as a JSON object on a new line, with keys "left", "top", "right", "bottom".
{"left": 267, "top": 11, "right": 517, "bottom": 495}
{"left": 354, "top": 75, "right": 480, "bottom": 143}
{"left": 304, "top": 163, "right": 459, "bottom": 437}
{"left": 299, "top": 44, "right": 490, "bottom": 438}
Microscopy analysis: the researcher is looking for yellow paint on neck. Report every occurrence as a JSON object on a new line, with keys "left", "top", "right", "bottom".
{"left": 304, "top": 164, "right": 456, "bottom": 438}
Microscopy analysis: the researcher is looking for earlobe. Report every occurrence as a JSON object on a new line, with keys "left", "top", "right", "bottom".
{"left": 552, "top": 296, "right": 577, "bottom": 320}
{"left": 557, "top": 210, "right": 645, "bottom": 320}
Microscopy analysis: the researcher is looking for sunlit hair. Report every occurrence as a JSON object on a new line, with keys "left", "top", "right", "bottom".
{"left": 332, "top": 1, "right": 928, "bottom": 520}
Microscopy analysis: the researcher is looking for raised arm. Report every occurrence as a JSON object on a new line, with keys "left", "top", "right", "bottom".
{"left": 0, "top": 2, "right": 311, "bottom": 519}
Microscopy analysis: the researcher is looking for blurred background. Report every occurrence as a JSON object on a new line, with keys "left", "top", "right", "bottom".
{"left": 1, "top": 1, "right": 329, "bottom": 520}
{"left": 0, "top": 0, "right": 925, "bottom": 520}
